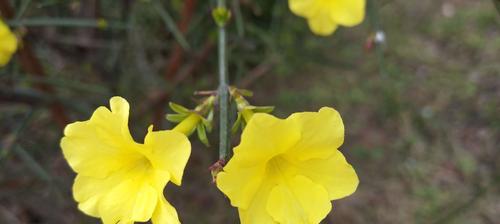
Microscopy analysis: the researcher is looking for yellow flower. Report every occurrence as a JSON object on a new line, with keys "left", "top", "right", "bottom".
{"left": 289, "top": 0, "right": 366, "bottom": 36}
{"left": 61, "top": 97, "right": 191, "bottom": 224}
{"left": 0, "top": 19, "right": 18, "bottom": 67}
{"left": 217, "top": 107, "right": 358, "bottom": 224}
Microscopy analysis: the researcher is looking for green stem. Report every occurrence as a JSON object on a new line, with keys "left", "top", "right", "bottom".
{"left": 217, "top": 0, "right": 229, "bottom": 160}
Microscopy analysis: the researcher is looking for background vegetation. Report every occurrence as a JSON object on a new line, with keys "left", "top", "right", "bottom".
{"left": 0, "top": 0, "right": 499, "bottom": 223}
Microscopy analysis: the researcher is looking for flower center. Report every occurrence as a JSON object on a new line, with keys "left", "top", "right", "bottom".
{"left": 266, "top": 155, "right": 296, "bottom": 184}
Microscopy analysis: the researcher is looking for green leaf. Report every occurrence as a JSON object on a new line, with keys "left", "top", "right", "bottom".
{"left": 238, "top": 89, "right": 254, "bottom": 97}
{"left": 202, "top": 118, "right": 213, "bottom": 132}
{"left": 231, "top": 112, "right": 243, "bottom": 134}
{"left": 169, "top": 102, "right": 190, "bottom": 114}
{"left": 253, "top": 106, "right": 275, "bottom": 114}
{"left": 207, "top": 109, "right": 214, "bottom": 121}
{"left": 197, "top": 124, "right": 210, "bottom": 147}
{"left": 166, "top": 114, "right": 188, "bottom": 123}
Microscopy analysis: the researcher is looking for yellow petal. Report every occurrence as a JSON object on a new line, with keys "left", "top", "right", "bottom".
{"left": 0, "top": 36, "right": 17, "bottom": 53}
{"left": 330, "top": 0, "right": 366, "bottom": 27}
{"left": 266, "top": 175, "right": 331, "bottom": 224}
{"left": 0, "top": 35, "right": 18, "bottom": 52}
{"left": 233, "top": 113, "right": 300, "bottom": 167}
{"left": 288, "top": 0, "right": 319, "bottom": 18}
{"left": 151, "top": 195, "right": 181, "bottom": 224}
{"left": 285, "top": 107, "right": 344, "bottom": 161}
{"left": 0, "top": 20, "right": 18, "bottom": 67}
{"left": 143, "top": 127, "right": 191, "bottom": 186}
{"left": 0, "top": 52, "right": 12, "bottom": 67}
{"left": 73, "top": 166, "right": 169, "bottom": 223}
{"left": 294, "top": 150, "right": 359, "bottom": 200}
{"left": 289, "top": 0, "right": 365, "bottom": 36}
{"left": 109, "top": 96, "right": 131, "bottom": 133}
{"left": 237, "top": 180, "right": 277, "bottom": 224}
{"left": 99, "top": 180, "right": 158, "bottom": 223}
{"left": 307, "top": 15, "right": 338, "bottom": 36}
{"left": 216, "top": 163, "right": 266, "bottom": 209}
{"left": 61, "top": 97, "right": 139, "bottom": 178}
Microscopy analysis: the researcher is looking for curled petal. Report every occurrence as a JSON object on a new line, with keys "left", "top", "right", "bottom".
{"left": 294, "top": 150, "right": 359, "bottom": 200}
{"left": 144, "top": 127, "right": 191, "bottom": 186}
{"left": 61, "top": 97, "right": 138, "bottom": 178}
{"left": 285, "top": 107, "right": 344, "bottom": 161}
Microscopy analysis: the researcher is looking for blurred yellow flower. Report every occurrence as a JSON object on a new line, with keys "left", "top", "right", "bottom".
{"left": 289, "top": 0, "right": 366, "bottom": 36}
{"left": 0, "top": 20, "right": 18, "bottom": 67}
{"left": 217, "top": 107, "right": 358, "bottom": 224}
{"left": 61, "top": 97, "right": 191, "bottom": 224}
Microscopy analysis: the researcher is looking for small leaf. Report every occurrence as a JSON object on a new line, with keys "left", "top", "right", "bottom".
{"left": 231, "top": 113, "right": 243, "bottom": 134}
{"left": 166, "top": 114, "right": 187, "bottom": 123}
{"left": 207, "top": 109, "right": 214, "bottom": 122}
{"left": 169, "top": 102, "right": 190, "bottom": 114}
{"left": 202, "top": 118, "right": 213, "bottom": 132}
{"left": 238, "top": 89, "right": 254, "bottom": 97}
{"left": 197, "top": 124, "right": 210, "bottom": 147}
{"left": 253, "top": 106, "right": 275, "bottom": 114}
